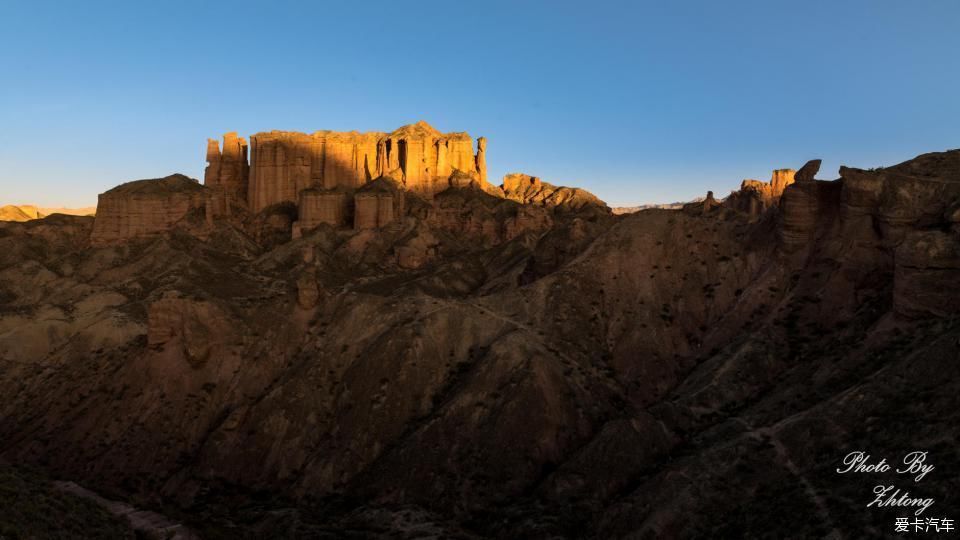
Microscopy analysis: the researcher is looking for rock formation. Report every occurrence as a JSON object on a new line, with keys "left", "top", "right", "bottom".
{"left": 724, "top": 168, "right": 795, "bottom": 217}
{"left": 296, "top": 188, "right": 348, "bottom": 232}
{"left": 476, "top": 137, "right": 488, "bottom": 184}
{"left": 501, "top": 173, "right": 609, "bottom": 212}
{"left": 353, "top": 177, "right": 404, "bottom": 230}
{"left": 248, "top": 130, "right": 381, "bottom": 212}
{"left": 244, "top": 121, "right": 491, "bottom": 213}
{"left": 204, "top": 132, "right": 249, "bottom": 200}
{"left": 682, "top": 190, "right": 721, "bottom": 215}
{"left": 88, "top": 123, "right": 610, "bottom": 248}
{"left": 3, "top": 146, "right": 960, "bottom": 539}
{"left": 204, "top": 133, "right": 250, "bottom": 224}
{"left": 90, "top": 174, "right": 207, "bottom": 246}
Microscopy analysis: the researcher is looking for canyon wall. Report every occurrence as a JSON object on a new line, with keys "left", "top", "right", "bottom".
{"left": 778, "top": 152, "right": 960, "bottom": 318}
{"left": 248, "top": 131, "right": 380, "bottom": 212}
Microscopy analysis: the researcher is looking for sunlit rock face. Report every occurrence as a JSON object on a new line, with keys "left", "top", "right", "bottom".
{"left": 725, "top": 168, "right": 796, "bottom": 218}
{"left": 248, "top": 130, "right": 381, "bottom": 212}
{"left": 204, "top": 132, "right": 250, "bottom": 201}
{"left": 90, "top": 174, "right": 206, "bottom": 246}
{"left": 204, "top": 133, "right": 251, "bottom": 225}
{"left": 501, "top": 173, "right": 609, "bottom": 211}
{"left": 244, "top": 121, "right": 490, "bottom": 212}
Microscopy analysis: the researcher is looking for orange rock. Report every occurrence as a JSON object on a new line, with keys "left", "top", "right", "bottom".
{"left": 725, "top": 168, "right": 795, "bottom": 218}
{"left": 236, "top": 121, "right": 491, "bottom": 212}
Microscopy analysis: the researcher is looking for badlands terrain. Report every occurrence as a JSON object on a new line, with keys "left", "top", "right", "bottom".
{"left": 0, "top": 122, "right": 958, "bottom": 538}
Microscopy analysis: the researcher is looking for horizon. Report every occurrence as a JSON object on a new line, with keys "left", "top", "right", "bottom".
{"left": 2, "top": 0, "right": 958, "bottom": 208}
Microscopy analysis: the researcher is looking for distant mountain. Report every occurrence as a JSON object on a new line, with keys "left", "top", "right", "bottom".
{"left": 0, "top": 205, "right": 42, "bottom": 221}
{"left": 40, "top": 206, "right": 97, "bottom": 217}
{"left": 0, "top": 205, "right": 95, "bottom": 221}
{"left": 612, "top": 197, "right": 703, "bottom": 214}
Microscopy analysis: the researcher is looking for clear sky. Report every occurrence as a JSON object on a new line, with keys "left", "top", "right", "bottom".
{"left": 1, "top": 0, "right": 958, "bottom": 208}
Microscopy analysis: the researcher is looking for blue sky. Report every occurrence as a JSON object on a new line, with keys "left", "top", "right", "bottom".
{"left": 1, "top": 0, "right": 958, "bottom": 207}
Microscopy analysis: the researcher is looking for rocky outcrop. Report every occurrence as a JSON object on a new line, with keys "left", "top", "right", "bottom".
{"left": 839, "top": 151, "right": 960, "bottom": 316}
{"left": 380, "top": 121, "right": 485, "bottom": 197}
{"left": 204, "top": 133, "right": 250, "bottom": 224}
{"left": 501, "top": 173, "right": 609, "bottom": 213}
{"left": 476, "top": 136, "right": 488, "bottom": 184}
{"left": 794, "top": 158, "right": 821, "bottom": 183}
{"left": 778, "top": 160, "right": 842, "bottom": 250}
{"left": 682, "top": 191, "right": 720, "bottom": 215}
{"left": 354, "top": 177, "right": 404, "bottom": 230}
{"left": 90, "top": 174, "right": 207, "bottom": 246}
{"left": 296, "top": 188, "right": 348, "bottom": 233}
{"left": 777, "top": 151, "right": 960, "bottom": 317}
{"left": 205, "top": 132, "right": 249, "bottom": 201}
{"left": 248, "top": 130, "right": 381, "bottom": 212}
{"left": 725, "top": 168, "right": 795, "bottom": 217}
{"left": 243, "top": 121, "right": 490, "bottom": 212}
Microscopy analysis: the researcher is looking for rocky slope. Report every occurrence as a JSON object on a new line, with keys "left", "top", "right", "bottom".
{"left": 0, "top": 149, "right": 958, "bottom": 538}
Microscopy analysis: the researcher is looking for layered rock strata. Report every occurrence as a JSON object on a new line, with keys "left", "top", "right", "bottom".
{"left": 204, "top": 132, "right": 250, "bottom": 223}
{"left": 90, "top": 174, "right": 206, "bottom": 246}
{"left": 297, "top": 189, "right": 349, "bottom": 230}
{"left": 245, "top": 121, "right": 490, "bottom": 211}
{"left": 354, "top": 177, "right": 404, "bottom": 229}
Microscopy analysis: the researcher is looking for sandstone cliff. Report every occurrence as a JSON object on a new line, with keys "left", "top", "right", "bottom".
{"left": 244, "top": 121, "right": 491, "bottom": 212}
{"left": 204, "top": 132, "right": 249, "bottom": 201}
{"left": 724, "top": 168, "right": 795, "bottom": 217}
{"left": 90, "top": 174, "right": 207, "bottom": 246}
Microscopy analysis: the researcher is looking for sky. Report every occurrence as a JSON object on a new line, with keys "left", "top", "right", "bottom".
{"left": 1, "top": 0, "right": 958, "bottom": 208}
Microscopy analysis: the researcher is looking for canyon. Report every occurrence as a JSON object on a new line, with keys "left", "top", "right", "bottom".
{"left": 0, "top": 125, "right": 958, "bottom": 538}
